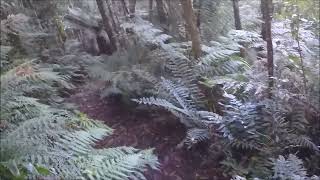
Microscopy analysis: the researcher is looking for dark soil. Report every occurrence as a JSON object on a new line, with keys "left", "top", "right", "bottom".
{"left": 67, "top": 83, "right": 226, "bottom": 180}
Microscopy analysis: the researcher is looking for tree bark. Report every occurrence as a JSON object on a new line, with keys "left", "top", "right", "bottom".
{"left": 232, "top": 0, "right": 242, "bottom": 30}
{"left": 180, "top": 0, "right": 202, "bottom": 60}
{"left": 105, "top": 0, "right": 118, "bottom": 32}
{"left": 155, "top": 0, "right": 167, "bottom": 24}
{"left": 260, "top": 0, "right": 267, "bottom": 40}
{"left": 120, "top": 0, "right": 130, "bottom": 16}
{"left": 129, "top": 0, "right": 137, "bottom": 15}
{"left": 149, "top": 0, "right": 154, "bottom": 19}
{"left": 193, "top": 0, "right": 202, "bottom": 29}
{"left": 197, "top": 0, "right": 202, "bottom": 28}
{"left": 96, "top": 0, "right": 117, "bottom": 53}
{"left": 261, "top": 0, "right": 274, "bottom": 97}
{"left": 297, "top": 38, "right": 308, "bottom": 95}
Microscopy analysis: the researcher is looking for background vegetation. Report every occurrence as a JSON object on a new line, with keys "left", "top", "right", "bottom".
{"left": 0, "top": 0, "right": 319, "bottom": 179}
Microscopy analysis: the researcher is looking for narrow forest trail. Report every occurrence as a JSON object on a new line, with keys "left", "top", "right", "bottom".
{"left": 67, "top": 82, "right": 226, "bottom": 180}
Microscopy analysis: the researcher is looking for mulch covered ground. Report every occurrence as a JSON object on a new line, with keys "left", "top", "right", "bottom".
{"left": 67, "top": 83, "right": 226, "bottom": 180}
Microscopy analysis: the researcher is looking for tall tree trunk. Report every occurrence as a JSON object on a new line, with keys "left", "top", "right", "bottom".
{"left": 155, "top": 0, "right": 167, "bottom": 24}
{"left": 260, "top": 0, "right": 267, "bottom": 40}
{"left": 180, "top": 0, "right": 202, "bottom": 60}
{"left": 120, "top": 0, "right": 130, "bottom": 16}
{"left": 105, "top": 0, "right": 118, "bottom": 32}
{"left": 129, "top": 0, "right": 137, "bottom": 15}
{"left": 262, "top": 0, "right": 274, "bottom": 97}
{"left": 111, "top": 0, "right": 122, "bottom": 23}
{"left": 193, "top": 0, "right": 202, "bottom": 29}
{"left": 110, "top": 0, "right": 129, "bottom": 50}
{"left": 96, "top": 0, "right": 117, "bottom": 53}
{"left": 297, "top": 38, "right": 308, "bottom": 95}
{"left": 149, "top": 0, "right": 154, "bottom": 20}
{"left": 232, "top": 0, "right": 242, "bottom": 30}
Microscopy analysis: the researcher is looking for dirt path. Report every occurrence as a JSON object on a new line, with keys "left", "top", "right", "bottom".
{"left": 67, "top": 83, "right": 226, "bottom": 180}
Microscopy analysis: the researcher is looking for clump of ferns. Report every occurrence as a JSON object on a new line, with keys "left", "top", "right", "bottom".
{"left": 133, "top": 77, "right": 223, "bottom": 148}
{"left": 82, "top": 41, "right": 167, "bottom": 99}
{"left": 230, "top": 154, "right": 318, "bottom": 180}
{"left": 220, "top": 97, "right": 319, "bottom": 178}
{"left": 0, "top": 61, "right": 159, "bottom": 179}
{"left": 272, "top": 154, "right": 310, "bottom": 180}
{"left": 273, "top": 57, "right": 320, "bottom": 141}
{"left": 0, "top": 62, "right": 158, "bottom": 178}
{"left": 0, "top": 60, "right": 73, "bottom": 126}
{"left": 0, "top": 107, "right": 159, "bottom": 179}
{"left": 219, "top": 72, "right": 320, "bottom": 178}
{"left": 196, "top": 29, "right": 262, "bottom": 77}
{"left": 272, "top": 73, "right": 319, "bottom": 149}
{"left": 220, "top": 100, "right": 285, "bottom": 177}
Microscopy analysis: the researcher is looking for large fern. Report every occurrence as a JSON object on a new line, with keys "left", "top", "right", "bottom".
{"left": 0, "top": 60, "right": 72, "bottom": 125}
{"left": 133, "top": 77, "right": 222, "bottom": 147}
{"left": 0, "top": 57, "right": 159, "bottom": 179}
{"left": 0, "top": 109, "right": 159, "bottom": 179}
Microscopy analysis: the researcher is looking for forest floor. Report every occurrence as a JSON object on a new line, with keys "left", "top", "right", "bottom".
{"left": 67, "top": 82, "right": 227, "bottom": 180}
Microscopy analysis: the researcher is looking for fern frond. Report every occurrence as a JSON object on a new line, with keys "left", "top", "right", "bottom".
{"left": 273, "top": 154, "right": 308, "bottom": 180}
{"left": 133, "top": 77, "right": 223, "bottom": 147}
{"left": 227, "top": 30, "right": 262, "bottom": 45}
{"left": 57, "top": 127, "right": 112, "bottom": 156}
{"left": 228, "top": 139, "right": 262, "bottom": 151}
{"left": 1, "top": 108, "right": 157, "bottom": 179}
{"left": 0, "top": 96, "right": 45, "bottom": 124}
{"left": 1, "top": 61, "right": 72, "bottom": 93}
{"left": 123, "top": 17, "right": 205, "bottom": 106}
{"left": 81, "top": 147, "right": 159, "bottom": 180}
{"left": 132, "top": 97, "right": 186, "bottom": 115}
{"left": 288, "top": 135, "right": 319, "bottom": 152}
{"left": 184, "top": 128, "right": 210, "bottom": 147}
{"left": 0, "top": 45, "right": 13, "bottom": 71}
{"left": 164, "top": 56, "right": 205, "bottom": 106}
{"left": 161, "top": 77, "right": 197, "bottom": 111}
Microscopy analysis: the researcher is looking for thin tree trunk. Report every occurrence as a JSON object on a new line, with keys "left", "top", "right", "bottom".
{"left": 262, "top": 0, "right": 274, "bottom": 97}
{"left": 105, "top": 0, "right": 118, "bottom": 32}
{"left": 292, "top": 1, "right": 308, "bottom": 95}
{"left": 197, "top": 1, "right": 202, "bottom": 28}
{"left": 261, "top": 5, "right": 266, "bottom": 39}
{"left": 232, "top": 0, "right": 242, "bottom": 30}
{"left": 180, "top": 0, "right": 202, "bottom": 60}
{"left": 96, "top": 0, "right": 117, "bottom": 52}
{"left": 111, "top": 0, "right": 122, "bottom": 24}
{"left": 108, "top": 0, "right": 127, "bottom": 49}
{"left": 149, "top": 0, "right": 154, "bottom": 20}
{"left": 129, "top": 0, "right": 137, "bottom": 15}
{"left": 155, "top": 0, "right": 167, "bottom": 24}
{"left": 120, "top": 0, "right": 130, "bottom": 16}
{"left": 297, "top": 35, "right": 308, "bottom": 95}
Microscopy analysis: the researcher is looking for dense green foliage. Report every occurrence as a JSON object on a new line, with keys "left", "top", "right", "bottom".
{"left": 0, "top": 0, "right": 319, "bottom": 179}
